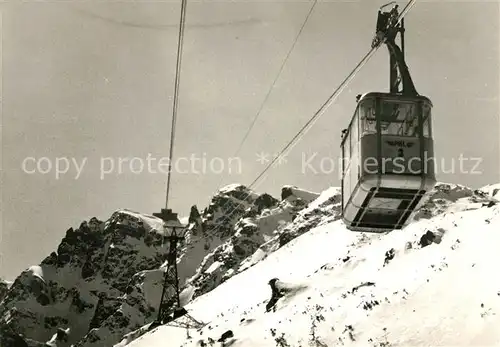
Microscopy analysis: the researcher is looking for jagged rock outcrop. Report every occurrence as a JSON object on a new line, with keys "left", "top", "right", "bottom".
{"left": 0, "top": 214, "right": 166, "bottom": 347}
{"left": 78, "top": 185, "right": 275, "bottom": 347}
{"left": 185, "top": 186, "right": 320, "bottom": 300}
{"left": 188, "top": 205, "right": 202, "bottom": 225}
{"left": 113, "top": 185, "right": 326, "bottom": 346}
{"left": 238, "top": 187, "right": 342, "bottom": 272}
{"left": 413, "top": 182, "right": 497, "bottom": 220}
{"left": 0, "top": 184, "right": 287, "bottom": 347}
{"left": 1, "top": 278, "right": 12, "bottom": 303}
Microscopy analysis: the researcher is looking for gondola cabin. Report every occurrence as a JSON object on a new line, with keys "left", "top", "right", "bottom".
{"left": 340, "top": 92, "right": 436, "bottom": 232}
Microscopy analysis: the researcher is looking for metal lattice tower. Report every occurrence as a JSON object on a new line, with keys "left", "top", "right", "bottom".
{"left": 150, "top": 209, "right": 204, "bottom": 331}
{"left": 153, "top": 209, "right": 184, "bottom": 322}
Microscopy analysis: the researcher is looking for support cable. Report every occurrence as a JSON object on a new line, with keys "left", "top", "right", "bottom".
{"left": 165, "top": 0, "right": 188, "bottom": 210}
{"left": 196, "top": 0, "right": 418, "bottom": 243}
{"left": 211, "top": 0, "right": 318, "bottom": 199}
{"left": 233, "top": 0, "right": 318, "bottom": 158}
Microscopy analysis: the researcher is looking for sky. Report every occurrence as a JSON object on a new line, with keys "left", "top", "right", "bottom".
{"left": 0, "top": 0, "right": 499, "bottom": 280}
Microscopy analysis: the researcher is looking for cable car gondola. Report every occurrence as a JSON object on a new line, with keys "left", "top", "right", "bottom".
{"left": 340, "top": 3, "right": 436, "bottom": 232}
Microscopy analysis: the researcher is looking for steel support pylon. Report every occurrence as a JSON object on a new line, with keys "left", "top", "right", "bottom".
{"left": 149, "top": 209, "right": 204, "bottom": 331}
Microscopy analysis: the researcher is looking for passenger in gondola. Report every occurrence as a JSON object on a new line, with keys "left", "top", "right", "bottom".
{"left": 341, "top": 128, "right": 348, "bottom": 140}
{"left": 372, "top": 10, "right": 390, "bottom": 47}
{"left": 376, "top": 10, "right": 390, "bottom": 35}
{"left": 388, "top": 5, "right": 399, "bottom": 28}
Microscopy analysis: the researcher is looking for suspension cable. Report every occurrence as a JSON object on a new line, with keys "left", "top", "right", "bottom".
{"left": 249, "top": 47, "right": 378, "bottom": 188}
{"left": 192, "top": 46, "right": 379, "bottom": 244}
{"left": 165, "top": 0, "right": 188, "bottom": 210}
{"left": 192, "top": 0, "right": 418, "bottom": 243}
{"left": 395, "top": 0, "right": 417, "bottom": 26}
{"left": 210, "top": 0, "right": 318, "bottom": 199}
{"left": 188, "top": 48, "right": 378, "bottom": 244}
{"left": 250, "top": 0, "right": 416, "bottom": 189}
{"left": 206, "top": 0, "right": 318, "bottom": 242}
{"left": 233, "top": 0, "right": 318, "bottom": 158}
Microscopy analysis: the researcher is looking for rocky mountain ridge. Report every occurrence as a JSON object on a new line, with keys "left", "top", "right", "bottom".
{"left": 1, "top": 182, "right": 497, "bottom": 347}
{"left": 0, "top": 184, "right": 317, "bottom": 347}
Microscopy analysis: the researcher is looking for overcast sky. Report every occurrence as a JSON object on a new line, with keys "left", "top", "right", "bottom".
{"left": 1, "top": 0, "right": 499, "bottom": 280}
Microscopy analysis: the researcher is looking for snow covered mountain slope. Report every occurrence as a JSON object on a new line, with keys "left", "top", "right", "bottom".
{"left": 126, "top": 182, "right": 500, "bottom": 347}
{"left": 74, "top": 184, "right": 286, "bottom": 347}
{"left": 2, "top": 182, "right": 497, "bottom": 347}
{"left": 1, "top": 184, "right": 308, "bottom": 347}
{"left": 0, "top": 214, "right": 168, "bottom": 347}
{"left": 480, "top": 183, "right": 500, "bottom": 201}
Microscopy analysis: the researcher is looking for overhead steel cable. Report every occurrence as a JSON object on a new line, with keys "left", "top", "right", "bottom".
{"left": 232, "top": 0, "right": 318, "bottom": 158}
{"left": 250, "top": 0, "right": 417, "bottom": 189}
{"left": 165, "top": 0, "right": 188, "bottom": 210}
{"left": 248, "top": 46, "right": 378, "bottom": 188}
{"left": 192, "top": 0, "right": 418, "bottom": 244}
{"left": 205, "top": 0, "right": 318, "bottom": 242}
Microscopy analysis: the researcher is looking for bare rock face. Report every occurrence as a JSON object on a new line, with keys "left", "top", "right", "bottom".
{"left": 185, "top": 186, "right": 323, "bottom": 300}
{"left": 412, "top": 182, "right": 497, "bottom": 220}
{"left": 0, "top": 214, "right": 166, "bottom": 347}
{"left": 0, "top": 279, "right": 12, "bottom": 303}
{"left": 188, "top": 205, "right": 202, "bottom": 225}
{"left": 0, "top": 184, "right": 283, "bottom": 347}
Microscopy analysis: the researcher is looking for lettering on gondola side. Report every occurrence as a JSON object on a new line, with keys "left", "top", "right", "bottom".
{"left": 381, "top": 139, "right": 421, "bottom": 174}
{"left": 385, "top": 140, "right": 415, "bottom": 148}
